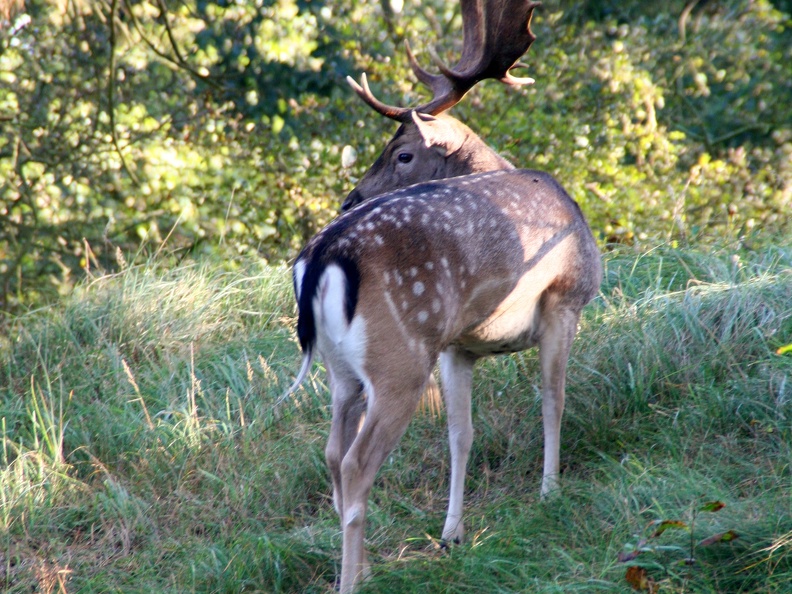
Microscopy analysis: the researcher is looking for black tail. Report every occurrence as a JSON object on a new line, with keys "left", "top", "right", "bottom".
{"left": 295, "top": 260, "right": 321, "bottom": 357}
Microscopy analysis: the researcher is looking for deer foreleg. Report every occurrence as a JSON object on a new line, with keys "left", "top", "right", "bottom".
{"left": 439, "top": 347, "right": 476, "bottom": 544}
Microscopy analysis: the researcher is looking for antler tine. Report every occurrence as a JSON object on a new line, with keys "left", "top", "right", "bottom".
{"left": 346, "top": 45, "right": 452, "bottom": 122}
{"left": 405, "top": 40, "right": 442, "bottom": 88}
{"left": 410, "top": 44, "right": 470, "bottom": 115}
{"left": 346, "top": 73, "right": 413, "bottom": 122}
{"left": 502, "top": 62, "right": 536, "bottom": 86}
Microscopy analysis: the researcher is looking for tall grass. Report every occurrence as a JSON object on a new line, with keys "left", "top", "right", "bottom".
{"left": 1, "top": 245, "right": 791, "bottom": 592}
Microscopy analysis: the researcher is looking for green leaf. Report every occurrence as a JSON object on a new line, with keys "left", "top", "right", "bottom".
{"left": 272, "top": 115, "right": 285, "bottom": 135}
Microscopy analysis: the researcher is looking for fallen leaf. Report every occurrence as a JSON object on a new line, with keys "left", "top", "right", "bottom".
{"left": 625, "top": 566, "right": 657, "bottom": 592}
{"left": 651, "top": 520, "right": 688, "bottom": 537}
{"left": 699, "top": 501, "right": 726, "bottom": 513}
{"left": 698, "top": 530, "right": 739, "bottom": 546}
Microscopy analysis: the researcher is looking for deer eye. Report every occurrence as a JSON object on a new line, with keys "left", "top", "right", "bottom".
{"left": 397, "top": 152, "right": 413, "bottom": 164}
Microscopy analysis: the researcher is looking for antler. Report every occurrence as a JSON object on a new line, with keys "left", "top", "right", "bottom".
{"left": 348, "top": 0, "right": 541, "bottom": 122}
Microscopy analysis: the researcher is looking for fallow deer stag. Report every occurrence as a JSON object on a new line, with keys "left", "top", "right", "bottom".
{"left": 286, "top": 1, "right": 602, "bottom": 591}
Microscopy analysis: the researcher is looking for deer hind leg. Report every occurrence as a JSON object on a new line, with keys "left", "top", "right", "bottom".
{"left": 538, "top": 306, "right": 581, "bottom": 498}
{"left": 325, "top": 368, "right": 366, "bottom": 521}
{"left": 438, "top": 347, "right": 476, "bottom": 544}
{"left": 337, "top": 371, "right": 431, "bottom": 594}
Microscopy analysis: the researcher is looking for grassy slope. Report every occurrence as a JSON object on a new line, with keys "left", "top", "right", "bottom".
{"left": 2, "top": 245, "right": 791, "bottom": 593}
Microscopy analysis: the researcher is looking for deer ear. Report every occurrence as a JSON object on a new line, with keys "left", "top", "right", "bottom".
{"left": 411, "top": 111, "right": 466, "bottom": 157}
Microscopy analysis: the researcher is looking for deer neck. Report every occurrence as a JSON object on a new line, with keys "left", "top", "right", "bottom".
{"left": 456, "top": 133, "right": 515, "bottom": 175}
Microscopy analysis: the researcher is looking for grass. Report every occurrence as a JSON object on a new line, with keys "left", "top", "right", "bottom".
{"left": 1, "top": 244, "right": 791, "bottom": 593}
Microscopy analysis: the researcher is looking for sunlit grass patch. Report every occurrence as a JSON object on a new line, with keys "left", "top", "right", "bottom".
{"left": 1, "top": 246, "right": 790, "bottom": 592}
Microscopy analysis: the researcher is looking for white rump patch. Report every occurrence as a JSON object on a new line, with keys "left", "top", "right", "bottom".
{"left": 293, "top": 260, "right": 307, "bottom": 301}
{"left": 342, "top": 314, "right": 368, "bottom": 380}
{"left": 315, "top": 265, "right": 369, "bottom": 387}
{"left": 318, "top": 264, "right": 350, "bottom": 345}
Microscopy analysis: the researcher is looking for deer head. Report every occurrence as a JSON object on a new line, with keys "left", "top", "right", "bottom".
{"left": 342, "top": 0, "right": 542, "bottom": 211}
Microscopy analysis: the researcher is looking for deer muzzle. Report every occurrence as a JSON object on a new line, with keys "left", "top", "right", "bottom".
{"left": 341, "top": 188, "right": 364, "bottom": 212}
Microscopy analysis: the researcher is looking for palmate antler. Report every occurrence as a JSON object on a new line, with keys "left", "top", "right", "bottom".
{"left": 348, "top": 0, "right": 542, "bottom": 121}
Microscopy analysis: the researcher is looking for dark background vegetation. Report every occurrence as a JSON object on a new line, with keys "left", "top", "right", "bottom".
{"left": 1, "top": 0, "right": 791, "bottom": 317}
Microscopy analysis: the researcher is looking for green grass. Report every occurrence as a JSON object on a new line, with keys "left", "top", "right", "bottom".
{"left": 2, "top": 245, "right": 791, "bottom": 593}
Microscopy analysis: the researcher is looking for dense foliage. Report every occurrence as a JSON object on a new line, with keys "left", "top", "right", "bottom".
{"left": 1, "top": 0, "right": 791, "bottom": 315}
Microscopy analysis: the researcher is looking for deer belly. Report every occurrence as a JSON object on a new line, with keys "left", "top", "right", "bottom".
{"left": 455, "top": 280, "right": 543, "bottom": 355}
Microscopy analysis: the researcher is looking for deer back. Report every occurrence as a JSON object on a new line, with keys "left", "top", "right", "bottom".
{"left": 296, "top": 169, "right": 600, "bottom": 364}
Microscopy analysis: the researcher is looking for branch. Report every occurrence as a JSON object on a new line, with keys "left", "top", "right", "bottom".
{"left": 678, "top": 0, "right": 701, "bottom": 44}
{"left": 108, "top": 0, "right": 141, "bottom": 185}
{"left": 122, "top": 0, "right": 219, "bottom": 87}
{"left": 155, "top": 0, "right": 187, "bottom": 64}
